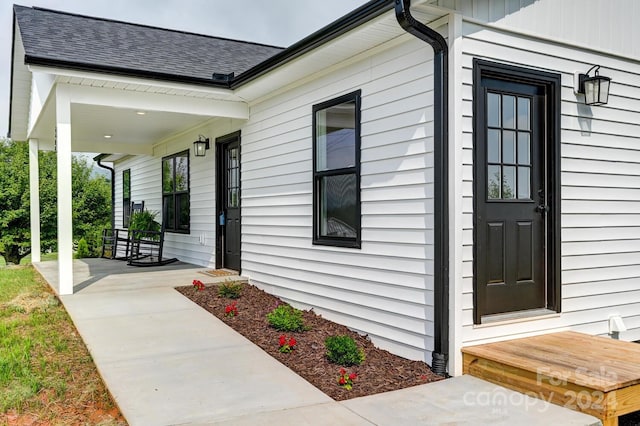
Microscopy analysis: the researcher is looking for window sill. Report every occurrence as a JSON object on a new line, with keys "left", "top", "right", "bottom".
{"left": 312, "top": 239, "right": 361, "bottom": 249}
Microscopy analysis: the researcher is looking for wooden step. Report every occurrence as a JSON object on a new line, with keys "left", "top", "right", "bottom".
{"left": 462, "top": 331, "right": 640, "bottom": 426}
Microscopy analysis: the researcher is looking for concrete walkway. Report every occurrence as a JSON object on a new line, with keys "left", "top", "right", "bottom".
{"left": 34, "top": 259, "right": 601, "bottom": 425}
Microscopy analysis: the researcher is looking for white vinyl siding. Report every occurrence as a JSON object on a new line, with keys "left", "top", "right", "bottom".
{"left": 112, "top": 119, "right": 244, "bottom": 268}
{"left": 459, "top": 20, "right": 640, "bottom": 346}
{"left": 435, "top": 0, "right": 640, "bottom": 62}
{"left": 240, "top": 35, "right": 437, "bottom": 362}
{"left": 114, "top": 155, "right": 161, "bottom": 229}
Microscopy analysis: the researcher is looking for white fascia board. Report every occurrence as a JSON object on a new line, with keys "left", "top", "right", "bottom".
{"left": 59, "top": 83, "right": 249, "bottom": 119}
{"left": 27, "top": 65, "right": 242, "bottom": 101}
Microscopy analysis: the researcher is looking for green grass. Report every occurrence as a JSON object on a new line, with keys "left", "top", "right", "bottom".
{"left": 0, "top": 252, "right": 58, "bottom": 267}
{"left": 0, "top": 266, "right": 122, "bottom": 423}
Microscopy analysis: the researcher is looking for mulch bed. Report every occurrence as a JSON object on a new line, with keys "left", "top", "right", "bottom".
{"left": 176, "top": 282, "right": 443, "bottom": 401}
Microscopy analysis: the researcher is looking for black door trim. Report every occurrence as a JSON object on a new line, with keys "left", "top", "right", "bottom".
{"left": 472, "top": 59, "right": 561, "bottom": 324}
{"left": 215, "top": 130, "right": 241, "bottom": 271}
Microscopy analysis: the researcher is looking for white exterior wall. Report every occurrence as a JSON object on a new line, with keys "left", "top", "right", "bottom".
{"left": 240, "top": 35, "right": 437, "bottom": 362}
{"left": 114, "top": 155, "right": 161, "bottom": 229}
{"left": 436, "top": 0, "right": 640, "bottom": 61}
{"left": 113, "top": 118, "right": 244, "bottom": 268}
{"left": 457, "top": 20, "right": 640, "bottom": 352}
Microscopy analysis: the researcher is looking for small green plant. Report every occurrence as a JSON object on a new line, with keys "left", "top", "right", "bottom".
{"left": 129, "top": 210, "right": 161, "bottom": 233}
{"left": 75, "top": 238, "right": 90, "bottom": 259}
{"left": 324, "top": 335, "right": 365, "bottom": 366}
{"left": 266, "top": 304, "right": 307, "bottom": 332}
{"left": 217, "top": 280, "right": 243, "bottom": 299}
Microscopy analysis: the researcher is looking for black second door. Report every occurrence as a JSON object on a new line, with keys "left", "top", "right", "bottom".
{"left": 476, "top": 77, "right": 547, "bottom": 318}
{"left": 218, "top": 135, "right": 241, "bottom": 271}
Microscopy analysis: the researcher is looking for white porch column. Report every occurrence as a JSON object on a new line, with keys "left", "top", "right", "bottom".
{"left": 29, "top": 139, "right": 41, "bottom": 263}
{"left": 56, "top": 86, "right": 74, "bottom": 295}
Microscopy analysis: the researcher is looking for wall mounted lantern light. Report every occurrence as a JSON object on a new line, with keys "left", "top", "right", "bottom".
{"left": 575, "top": 65, "right": 611, "bottom": 106}
{"left": 193, "top": 135, "right": 210, "bottom": 157}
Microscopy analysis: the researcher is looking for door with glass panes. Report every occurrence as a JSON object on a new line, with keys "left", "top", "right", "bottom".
{"left": 475, "top": 76, "right": 547, "bottom": 319}
{"left": 217, "top": 134, "right": 241, "bottom": 271}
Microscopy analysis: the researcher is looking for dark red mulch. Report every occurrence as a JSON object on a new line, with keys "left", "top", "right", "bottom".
{"left": 176, "top": 283, "right": 443, "bottom": 401}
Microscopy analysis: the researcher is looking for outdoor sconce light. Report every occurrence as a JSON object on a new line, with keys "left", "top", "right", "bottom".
{"left": 576, "top": 65, "right": 611, "bottom": 106}
{"left": 193, "top": 135, "right": 210, "bottom": 157}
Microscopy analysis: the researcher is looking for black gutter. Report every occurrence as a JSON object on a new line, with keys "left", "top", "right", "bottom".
{"left": 230, "top": 0, "right": 395, "bottom": 88}
{"left": 93, "top": 154, "right": 116, "bottom": 231}
{"left": 395, "top": 0, "right": 449, "bottom": 376}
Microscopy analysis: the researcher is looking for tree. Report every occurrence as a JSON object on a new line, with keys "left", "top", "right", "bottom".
{"left": 71, "top": 157, "right": 112, "bottom": 256}
{"left": 0, "top": 139, "right": 112, "bottom": 264}
{"left": 0, "top": 139, "right": 31, "bottom": 264}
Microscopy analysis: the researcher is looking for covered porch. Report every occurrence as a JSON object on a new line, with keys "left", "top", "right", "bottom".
{"left": 33, "top": 257, "right": 224, "bottom": 296}
{"left": 21, "top": 76, "right": 247, "bottom": 295}
{"left": 9, "top": 6, "right": 266, "bottom": 295}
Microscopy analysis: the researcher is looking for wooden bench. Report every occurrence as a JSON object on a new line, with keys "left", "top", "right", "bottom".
{"left": 462, "top": 331, "right": 640, "bottom": 426}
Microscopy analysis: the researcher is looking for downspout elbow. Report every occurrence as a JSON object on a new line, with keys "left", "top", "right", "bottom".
{"left": 395, "top": 0, "right": 447, "bottom": 53}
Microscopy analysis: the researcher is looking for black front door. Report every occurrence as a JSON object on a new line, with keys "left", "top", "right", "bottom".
{"left": 217, "top": 133, "right": 241, "bottom": 271}
{"left": 475, "top": 76, "right": 547, "bottom": 319}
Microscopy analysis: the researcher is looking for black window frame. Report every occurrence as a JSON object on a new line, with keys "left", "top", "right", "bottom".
{"left": 312, "top": 90, "right": 362, "bottom": 248}
{"left": 162, "top": 150, "right": 190, "bottom": 233}
{"left": 122, "top": 169, "right": 131, "bottom": 228}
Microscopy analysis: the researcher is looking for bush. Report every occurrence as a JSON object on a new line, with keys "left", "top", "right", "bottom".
{"left": 75, "top": 238, "right": 90, "bottom": 259}
{"left": 324, "top": 335, "right": 365, "bottom": 366}
{"left": 266, "top": 304, "right": 307, "bottom": 332}
{"left": 129, "top": 210, "right": 161, "bottom": 233}
{"left": 217, "top": 280, "right": 243, "bottom": 299}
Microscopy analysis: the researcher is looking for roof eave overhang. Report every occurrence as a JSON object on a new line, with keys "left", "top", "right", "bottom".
{"left": 24, "top": 55, "right": 232, "bottom": 90}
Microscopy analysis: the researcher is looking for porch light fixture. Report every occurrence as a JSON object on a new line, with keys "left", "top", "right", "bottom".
{"left": 576, "top": 65, "right": 611, "bottom": 106}
{"left": 193, "top": 135, "right": 210, "bottom": 157}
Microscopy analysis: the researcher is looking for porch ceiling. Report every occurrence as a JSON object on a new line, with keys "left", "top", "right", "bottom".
{"left": 31, "top": 101, "right": 214, "bottom": 154}
{"left": 27, "top": 74, "right": 249, "bottom": 154}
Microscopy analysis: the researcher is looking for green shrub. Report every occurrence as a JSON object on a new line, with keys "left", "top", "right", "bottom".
{"left": 75, "top": 238, "right": 90, "bottom": 259}
{"left": 217, "top": 280, "right": 243, "bottom": 299}
{"left": 129, "top": 210, "right": 161, "bottom": 233}
{"left": 324, "top": 335, "right": 365, "bottom": 366}
{"left": 266, "top": 304, "right": 307, "bottom": 332}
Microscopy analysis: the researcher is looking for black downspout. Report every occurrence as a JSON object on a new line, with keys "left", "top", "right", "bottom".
{"left": 94, "top": 154, "right": 116, "bottom": 231}
{"left": 395, "top": 0, "right": 449, "bottom": 376}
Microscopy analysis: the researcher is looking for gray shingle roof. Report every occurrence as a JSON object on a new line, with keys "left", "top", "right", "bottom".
{"left": 14, "top": 5, "right": 284, "bottom": 85}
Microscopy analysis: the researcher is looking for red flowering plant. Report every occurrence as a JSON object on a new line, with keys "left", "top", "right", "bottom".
{"left": 278, "top": 335, "right": 297, "bottom": 353}
{"left": 225, "top": 301, "right": 238, "bottom": 317}
{"left": 337, "top": 368, "right": 358, "bottom": 390}
{"left": 192, "top": 279, "right": 205, "bottom": 291}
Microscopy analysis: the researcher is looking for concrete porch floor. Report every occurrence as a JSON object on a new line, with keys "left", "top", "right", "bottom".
{"left": 33, "top": 259, "right": 601, "bottom": 425}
